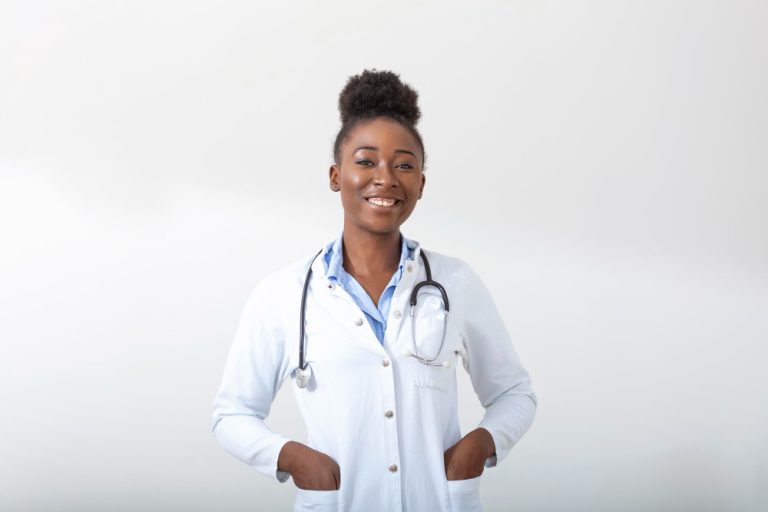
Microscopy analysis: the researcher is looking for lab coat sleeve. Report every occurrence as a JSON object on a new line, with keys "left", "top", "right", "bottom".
{"left": 458, "top": 261, "right": 537, "bottom": 467}
{"left": 211, "top": 278, "right": 294, "bottom": 482}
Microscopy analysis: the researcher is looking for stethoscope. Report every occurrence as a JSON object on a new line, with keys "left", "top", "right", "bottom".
{"left": 295, "top": 248, "right": 450, "bottom": 389}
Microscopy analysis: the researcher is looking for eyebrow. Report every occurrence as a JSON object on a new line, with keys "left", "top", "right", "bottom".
{"left": 354, "top": 145, "right": 417, "bottom": 158}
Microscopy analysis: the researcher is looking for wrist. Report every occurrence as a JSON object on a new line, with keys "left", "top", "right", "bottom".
{"left": 474, "top": 428, "right": 496, "bottom": 458}
{"left": 278, "top": 441, "right": 302, "bottom": 473}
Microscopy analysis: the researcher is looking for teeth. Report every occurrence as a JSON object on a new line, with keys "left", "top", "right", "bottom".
{"left": 367, "top": 198, "right": 397, "bottom": 207}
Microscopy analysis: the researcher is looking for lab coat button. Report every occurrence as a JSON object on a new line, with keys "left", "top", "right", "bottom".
{"left": 406, "top": 264, "right": 414, "bottom": 273}
{"left": 327, "top": 283, "right": 335, "bottom": 291}
{"left": 354, "top": 317, "right": 364, "bottom": 326}
{"left": 388, "top": 464, "right": 398, "bottom": 472}
{"left": 382, "top": 358, "right": 390, "bottom": 367}
{"left": 393, "top": 310, "right": 401, "bottom": 319}
{"left": 384, "top": 410, "right": 394, "bottom": 418}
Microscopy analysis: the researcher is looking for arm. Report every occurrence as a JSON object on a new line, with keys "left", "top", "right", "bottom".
{"left": 211, "top": 280, "right": 294, "bottom": 482}
{"left": 445, "top": 261, "right": 537, "bottom": 477}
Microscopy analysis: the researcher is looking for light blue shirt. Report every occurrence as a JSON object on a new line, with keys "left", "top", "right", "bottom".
{"left": 323, "top": 232, "right": 413, "bottom": 344}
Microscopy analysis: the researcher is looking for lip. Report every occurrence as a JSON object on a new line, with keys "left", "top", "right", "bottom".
{"left": 363, "top": 194, "right": 404, "bottom": 201}
{"left": 364, "top": 196, "right": 404, "bottom": 208}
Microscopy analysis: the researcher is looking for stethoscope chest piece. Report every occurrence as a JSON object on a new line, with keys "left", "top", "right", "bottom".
{"left": 295, "top": 365, "right": 312, "bottom": 389}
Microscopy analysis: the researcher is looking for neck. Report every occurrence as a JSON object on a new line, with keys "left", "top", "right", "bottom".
{"left": 341, "top": 221, "right": 402, "bottom": 278}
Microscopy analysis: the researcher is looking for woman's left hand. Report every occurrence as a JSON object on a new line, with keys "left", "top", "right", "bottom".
{"left": 443, "top": 427, "right": 496, "bottom": 480}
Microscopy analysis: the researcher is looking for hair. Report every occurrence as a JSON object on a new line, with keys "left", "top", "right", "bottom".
{"left": 333, "top": 69, "right": 426, "bottom": 168}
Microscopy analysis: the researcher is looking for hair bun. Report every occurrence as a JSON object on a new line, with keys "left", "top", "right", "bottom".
{"left": 338, "top": 69, "right": 421, "bottom": 126}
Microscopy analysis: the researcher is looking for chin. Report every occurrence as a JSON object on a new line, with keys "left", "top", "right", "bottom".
{"left": 357, "top": 220, "right": 403, "bottom": 235}
{"left": 368, "top": 225, "right": 401, "bottom": 235}
{"left": 351, "top": 210, "right": 414, "bottom": 234}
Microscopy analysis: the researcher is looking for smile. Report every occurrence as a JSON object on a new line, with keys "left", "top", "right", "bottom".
{"left": 366, "top": 197, "right": 402, "bottom": 207}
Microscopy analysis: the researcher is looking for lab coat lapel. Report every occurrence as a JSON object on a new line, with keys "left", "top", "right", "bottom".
{"left": 308, "top": 244, "right": 387, "bottom": 357}
{"left": 383, "top": 244, "right": 423, "bottom": 354}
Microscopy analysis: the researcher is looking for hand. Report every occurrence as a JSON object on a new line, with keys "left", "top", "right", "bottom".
{"left": 443, "top": 428, "right": 496, "bottom": 481}
{"left": 278, "top": 441, "right": 340, "bottom": 490}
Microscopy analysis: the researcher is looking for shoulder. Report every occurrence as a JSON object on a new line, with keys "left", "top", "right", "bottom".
{"left": 242, "top": 251, "right": 320, "bottom": 309}
{"left": 418, "top": 247, "right": 477, "bottom": 284}
{"left": 419, "top": 247, "right": 494, "bottom": 312}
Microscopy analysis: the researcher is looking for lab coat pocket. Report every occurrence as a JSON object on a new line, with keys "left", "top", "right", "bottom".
{"left": 409, "top": 289, "right": 449, "bottom": 358}
{"left": 412, "top": 356, "right": 452, "bottom": 391}
{"left": 409, "top": 290, "right": 456, "bottom": 392}
{"left": 446, "top": 476, "right": 483, "bottom": 512}
{"left": 293, "top": 488, "right": 339, "bottom": 512}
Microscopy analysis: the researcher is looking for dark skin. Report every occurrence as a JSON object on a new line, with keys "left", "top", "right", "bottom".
{"left": 277, "top": 117, "right": 496, "bottom": 490}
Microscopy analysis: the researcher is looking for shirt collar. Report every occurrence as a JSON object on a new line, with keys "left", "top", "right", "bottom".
{"left": 323, "top": 231, "right": 413, "bottom": 283}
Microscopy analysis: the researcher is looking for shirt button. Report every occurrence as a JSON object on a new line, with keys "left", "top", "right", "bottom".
{"left": 384, "top": 410, "right": 394, "bottom": 418}
{"left": 393, "top": 310, "right": 401, "bottom": 319}
{"left": 354, "top": 317, "right": 364, "bottom": 326}
{"left": 382, "top": 358, "right": 390, "bottom": 367}
{"left": 388, "top": 463, "right": 398, "bottom": 472}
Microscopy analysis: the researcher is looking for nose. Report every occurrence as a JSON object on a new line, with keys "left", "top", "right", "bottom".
{"left": 372, "top": 161, "right": 399, "bottom": 188}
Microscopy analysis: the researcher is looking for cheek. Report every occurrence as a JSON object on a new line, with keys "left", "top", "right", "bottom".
{"left": 339, "top": 186, "right": 364, "bottom": 214}
{"left": 339, "top": 189, "right": 355, "bottom": 208}
{"left": 407, "top": 180, "right": 424, "bottom": 200}
{"left": 341, "top": 172, "right": 366, "bottom": 191}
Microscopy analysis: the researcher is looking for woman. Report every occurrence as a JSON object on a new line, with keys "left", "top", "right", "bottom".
{"left": 211, "top": 69, "right": 537, "bottom": 512}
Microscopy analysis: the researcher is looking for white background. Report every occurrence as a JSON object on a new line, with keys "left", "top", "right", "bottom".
{"left": 1, "top": 1, "right": 766, "bottom": 511}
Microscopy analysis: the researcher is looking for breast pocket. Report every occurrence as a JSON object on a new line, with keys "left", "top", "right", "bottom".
{"left": 408, "top": 289, "right": 457, "bottom": 392}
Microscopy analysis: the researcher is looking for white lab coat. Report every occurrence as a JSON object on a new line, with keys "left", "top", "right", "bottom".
{"left": 211, "top": 238, "right": 537, "bottom": 512}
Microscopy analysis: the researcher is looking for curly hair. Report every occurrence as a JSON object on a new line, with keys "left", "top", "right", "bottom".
{"left": 333, "top": 69, "right": 426, "bottom": 168}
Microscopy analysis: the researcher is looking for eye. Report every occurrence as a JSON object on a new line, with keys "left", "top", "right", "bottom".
{"left": 355, "top": 159, "right": 374, "bottom": 166}
{"left": 397, "top": 163, "right": 414, "bottom": 170}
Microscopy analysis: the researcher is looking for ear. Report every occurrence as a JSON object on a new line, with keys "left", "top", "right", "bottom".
{"left": 418, "top": 173, "right": 426, "bottom": 199}
{"left": 329, "top": 164, "right": 340, "bottom": 192}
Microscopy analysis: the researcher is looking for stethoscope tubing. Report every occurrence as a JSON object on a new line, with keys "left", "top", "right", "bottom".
{"left": 299, "top": 249, "right": 322, "bottom": 372}
{"left": 298, "top": 247, "right": 450, "bottom": 377}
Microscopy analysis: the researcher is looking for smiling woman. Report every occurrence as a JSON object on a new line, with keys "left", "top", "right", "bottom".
{"left": 211, "top": 69, "right": 537, "bottom": 512}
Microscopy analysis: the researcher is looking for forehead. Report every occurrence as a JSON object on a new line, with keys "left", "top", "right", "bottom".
{"left": 343, "top": 117, "right": 420, "bottom": 154}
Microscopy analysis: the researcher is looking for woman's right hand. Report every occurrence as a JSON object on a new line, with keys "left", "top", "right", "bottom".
{"left": 278, "top": 441, "right": 341, "bottom": 490}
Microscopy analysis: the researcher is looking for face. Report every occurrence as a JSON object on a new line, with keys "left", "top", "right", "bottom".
{"left": 329, "top": 117, "right": 425, "bottom": 236}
